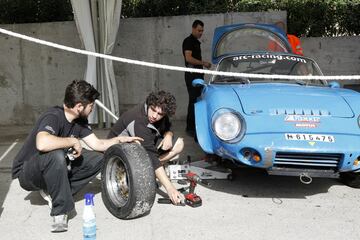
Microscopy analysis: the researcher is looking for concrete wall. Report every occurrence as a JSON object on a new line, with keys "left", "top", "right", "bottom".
{"left": 302, "top": 37, "right": 360, "bottom": 87}
{"left": 0, "top": 11, "right": 359, "bottom": 125}
{"left": 0, "top": 22, "right": 86, "bottom": 125}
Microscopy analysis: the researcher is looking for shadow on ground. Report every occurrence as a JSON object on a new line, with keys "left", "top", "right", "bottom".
{"left": 0, "top": 125, "right": 32, "bottom": 218}
{"left": 200, "top": 167, "right": 342, "bottom": 199}
{"left": 24, "top": 178, "right": 102, "bottom": 209}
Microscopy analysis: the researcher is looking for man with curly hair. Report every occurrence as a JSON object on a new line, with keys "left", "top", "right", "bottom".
{"left": 107, "top": 91, "right": 184, "bottom": 204}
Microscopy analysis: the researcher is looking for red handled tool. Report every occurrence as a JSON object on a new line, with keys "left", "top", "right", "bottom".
{"left": 158, "top": 171, "right": 209, "bottom": 207}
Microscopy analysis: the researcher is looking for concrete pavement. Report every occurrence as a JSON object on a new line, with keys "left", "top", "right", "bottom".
{"left": 0, "top": 122, "right": 360, "bottom": 240}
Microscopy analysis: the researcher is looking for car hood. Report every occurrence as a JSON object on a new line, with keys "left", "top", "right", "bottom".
{"left": 233, "top": 84, "right": 354, "bottom": 118}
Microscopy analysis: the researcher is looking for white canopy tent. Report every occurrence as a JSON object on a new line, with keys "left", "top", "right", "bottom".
{"left": 71, "top": 0, "right": 122, "bottom": 126}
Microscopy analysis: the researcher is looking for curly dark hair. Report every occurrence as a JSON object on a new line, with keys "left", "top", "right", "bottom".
{"left": 146, "top": 91, "right": 176, "bottom": 117}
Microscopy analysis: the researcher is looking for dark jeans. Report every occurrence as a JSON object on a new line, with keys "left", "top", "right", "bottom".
{"left": 185, "top": 72, "right": 204, "bottom": 132}
{"left": 18, "top": 149, "right": 103, "bottom": 216}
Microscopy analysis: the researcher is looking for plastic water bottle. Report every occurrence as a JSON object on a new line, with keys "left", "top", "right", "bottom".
{"left": 83, "top": 193, "right": 96, "bottom": 240}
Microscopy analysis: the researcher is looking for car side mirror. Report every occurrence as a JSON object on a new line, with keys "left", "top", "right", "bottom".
{"left": 329, "top": 81, "right": 340, "bottom": 88}
{"left": 192, "top": 78, "right": 205, "bottom": 87}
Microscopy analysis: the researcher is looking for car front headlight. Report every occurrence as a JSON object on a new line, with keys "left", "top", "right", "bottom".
{"left": 212, "top": 109, "right": 245, "bottom": 142}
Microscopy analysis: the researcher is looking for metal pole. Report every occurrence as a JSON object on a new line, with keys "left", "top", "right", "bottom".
{"left": 95, "top": 99, "right": 119, "bottom": 121}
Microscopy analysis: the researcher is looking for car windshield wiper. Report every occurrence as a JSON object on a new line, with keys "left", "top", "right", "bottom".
{"left": 213, "top": 76, "right": 250, "bottom": 84}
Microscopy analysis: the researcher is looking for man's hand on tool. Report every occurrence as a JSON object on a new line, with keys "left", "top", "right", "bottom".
{"left": 155, "top": 166, "right": 184, "bottom": 205}
{"left": 166, "top": 185, "right": 184, "bottom": 205}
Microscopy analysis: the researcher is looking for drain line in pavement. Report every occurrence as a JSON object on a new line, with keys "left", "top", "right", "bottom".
{"left": 0, "top": 139, "right": 18, "bottom": 163}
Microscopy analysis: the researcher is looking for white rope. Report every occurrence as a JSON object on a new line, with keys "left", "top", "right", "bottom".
{"left": 1, "top": 27, "right": 360, "bottom": 81}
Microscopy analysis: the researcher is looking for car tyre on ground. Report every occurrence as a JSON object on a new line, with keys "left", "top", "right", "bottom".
{"left": 101, "top": 143, "right": 156, "bottom": 219}
{"left": 340, "top": 172, "right": 360, "bottom": 188}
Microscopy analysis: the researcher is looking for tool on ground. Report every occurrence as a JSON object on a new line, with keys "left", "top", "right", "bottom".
{"left": 157, "top": 197, "right": 185, "bottom": 206}
{"left": 182, "top": 171, "right": 208, "bottom": 207}
{"left": 167, "top": 155, "right": 233, "bottom": 181}
{"left": 158, "top": 171, "right": 207, "bottom": 207}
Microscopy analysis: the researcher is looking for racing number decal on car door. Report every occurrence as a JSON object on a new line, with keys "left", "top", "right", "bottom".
{"left": 285, "top": 133, "right": 335, "bottom": 143}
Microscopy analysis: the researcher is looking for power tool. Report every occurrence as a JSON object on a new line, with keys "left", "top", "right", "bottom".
{"left": 182, "top": 171, "right": 208, "bottom": 207}
{"left": 158, "top": 171, "right": 209, "bottom": 207}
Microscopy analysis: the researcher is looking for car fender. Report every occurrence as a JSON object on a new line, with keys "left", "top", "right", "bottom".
{"left": 194, "top": 100, "right": 214, "bottom": 154}
{"left": 340, "top": 90, "right": 360, "bottom": 116}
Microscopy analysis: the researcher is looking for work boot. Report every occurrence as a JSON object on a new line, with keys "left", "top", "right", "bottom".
{"left": 39, "top": 190, "right": 52, "bottom": 209}
{"left": 51, "top": 214, "right": 68, "bottom": 232}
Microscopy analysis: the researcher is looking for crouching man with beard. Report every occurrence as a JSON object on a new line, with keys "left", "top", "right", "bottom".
{"left": 12, "top": 80, "right": 142, "bottom": 232}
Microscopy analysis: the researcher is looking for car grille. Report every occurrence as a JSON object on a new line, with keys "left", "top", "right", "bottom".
{"left": 270, "top": 108, "right": 330, "bottom": 116}
{"left": 274, "top": 152, "right": 342, "bottom": 170}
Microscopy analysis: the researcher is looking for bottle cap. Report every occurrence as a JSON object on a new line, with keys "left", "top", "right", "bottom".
{"left": 84, "top": 193, "right": 94, "bottom": 206}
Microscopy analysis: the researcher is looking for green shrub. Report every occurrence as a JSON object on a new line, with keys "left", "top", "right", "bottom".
{"left": 0, "top": 0, "right": 358, "bottom": 37}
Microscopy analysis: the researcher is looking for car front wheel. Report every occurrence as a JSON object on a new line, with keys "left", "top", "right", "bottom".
{"left": 340, "top": 172, "right": 360, "bottom": 188}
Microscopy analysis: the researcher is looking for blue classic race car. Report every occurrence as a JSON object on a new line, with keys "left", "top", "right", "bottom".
{"left": 193, "top": 23, "right": 360, "bottom": 187}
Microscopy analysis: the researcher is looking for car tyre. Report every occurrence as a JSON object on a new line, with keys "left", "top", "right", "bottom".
{"left": 339, "top": 172, "right": 360, "bottom": 188}
{"left": 101, "top": 143, "right": 156, "bottom": 219}
{"left": 227, "top": 173, "right": 234, "bottom": 181}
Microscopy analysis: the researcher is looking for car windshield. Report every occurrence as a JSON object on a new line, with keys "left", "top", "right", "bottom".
{"left": 214, "top": 27, "right": 289, "bottom": 59}
{"left": 212, "top": 54, "right": 325, "bottom": 86}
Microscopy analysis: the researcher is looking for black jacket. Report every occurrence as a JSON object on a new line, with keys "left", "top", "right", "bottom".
{"left": 107, "top": 103, "right": 171, "bottom": 170}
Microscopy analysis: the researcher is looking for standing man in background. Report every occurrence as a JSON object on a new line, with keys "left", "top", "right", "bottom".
{"left": 182, "top": 20, "right": 212, "bottom": 138}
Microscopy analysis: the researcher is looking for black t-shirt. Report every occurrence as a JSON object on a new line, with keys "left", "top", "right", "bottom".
{"left": 182, "top": 34, "right": 203, "bottom": 69}
{"left": 107, "top": 103, "right": 171, "bottom": 170}
{"left": 12, "top": 106, "right": 93, "bottom": 179}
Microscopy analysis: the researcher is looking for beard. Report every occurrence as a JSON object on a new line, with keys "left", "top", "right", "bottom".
{"left": 78, "top": 109, "right": 89, "bottom": 122}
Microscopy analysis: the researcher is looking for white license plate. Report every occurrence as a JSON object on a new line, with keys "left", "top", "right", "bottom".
{"left": 285, "top": 133, "right": 335, "bottom": 142}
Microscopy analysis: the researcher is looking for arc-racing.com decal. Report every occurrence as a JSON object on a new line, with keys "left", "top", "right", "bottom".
{"left": 233, "top": 54, "right": 306, "bottom": 63}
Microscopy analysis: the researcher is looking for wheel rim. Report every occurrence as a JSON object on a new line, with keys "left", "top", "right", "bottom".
{"left": 105, "top": 155, "right": 130, "bottom": 207}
